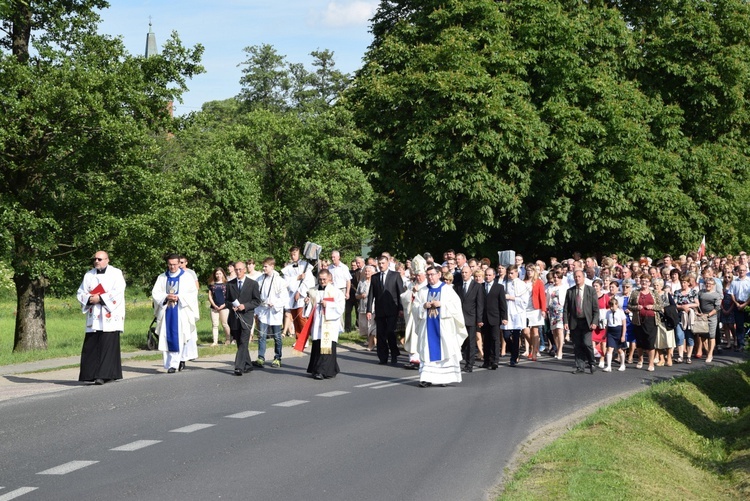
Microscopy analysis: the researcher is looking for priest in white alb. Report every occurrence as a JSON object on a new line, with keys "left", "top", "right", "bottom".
{"left": 400, "top": 254, "right": 427, "bottom": 370}
{"left": 77, "top": 250, "right": 126, "bottom": 385}
{"left": 305, "top": 269, "right": 345, "bottom": 379}
{"left": 413, "top": 265, "right": 468, "bottom": 387}
{"left": 152, "top": 253, "right": 199, "bottom": 373}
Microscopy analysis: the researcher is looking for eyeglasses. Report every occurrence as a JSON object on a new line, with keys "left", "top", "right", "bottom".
{"left": 94, "top": 257, "right": 107, "bottom": 261}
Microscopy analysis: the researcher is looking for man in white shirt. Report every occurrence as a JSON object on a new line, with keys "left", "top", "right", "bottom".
{"left": 730, "top": 264, "right": 750, "bottom": 350}
{"left": 328, "top": 250, "right": 351, "bottom": 301}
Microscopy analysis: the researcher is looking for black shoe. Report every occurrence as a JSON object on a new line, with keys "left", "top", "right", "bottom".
{"left": 391, "top": 356, "right": 399, "bottom": 364}
{"left": 509, "top": 362, "right": 517, "bottom": 367}
{"left": 94, "top": 378, "right": 104, "bottom": 385}
{"left": 403, "top": 363, "right": 418, "bottom": 370}
{"left": 466, "top": 366, "right": 473, "bottom": 373}
{"left": 243, "top": 367, "right": 254, "bottom": 373}
{"left": 378, "top": 360, "right": 388, "bottom": 365}
{"left": 480, "top": 363, "right": 490, "bottom": 369}
{"left": 418, "top": 381, "right": 432, "bottom": 388}
{"left": 233, "top": 369, "right": 243, "bottom": 376}
{"left": 313, "top": 373, "right": 324, "bottom": 380}
{"left": 167, "top": 368, "right": 176, "bottom": 374}
{"left": 589, "top": 365, "right": 596, "bottom": 374}
{"left": 490, "top": 364, "right": 498, "bottom": 370}
{"left": 178, "top": 361, "right": 186, "bottom": 372}
{"left": 571, "top": 368, "right": 584, "bottom": 374}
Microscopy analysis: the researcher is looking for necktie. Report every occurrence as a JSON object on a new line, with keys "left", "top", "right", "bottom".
{"left": 486, "top": 283, "right": 490, "bottom": 294}
{"left": 238, "top": 280, "right": 243, "bottom": 291}
{"left": 381, "top": 272, "right": 386, "bottom": 286}
{"left": 464, "top": 282, "right": 469, "bottom": 293}
{"left": 576, "top": 287, "right": 583, "bottom": 317}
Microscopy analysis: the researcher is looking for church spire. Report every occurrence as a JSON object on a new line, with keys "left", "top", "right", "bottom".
{"left": 144, "top": 17, "right": 158, "bottom": 57}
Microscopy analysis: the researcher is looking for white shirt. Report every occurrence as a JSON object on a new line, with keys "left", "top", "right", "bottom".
{"left": 328, "top": 262, "right": 351, "bottom": 290}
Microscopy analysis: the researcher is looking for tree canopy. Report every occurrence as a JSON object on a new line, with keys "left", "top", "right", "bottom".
{"left": 0, "top": 0, "right": 204, "bottom": 350}
{"left": 348, "top": 0, "right": 750, "bottom": 259}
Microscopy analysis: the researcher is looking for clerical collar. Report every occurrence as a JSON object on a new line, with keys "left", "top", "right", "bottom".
{"left": 318, "top": 285, "right": 325, "bottom": 290}
{"left": 96, "top": 267, "right": 107, "bottom": 274}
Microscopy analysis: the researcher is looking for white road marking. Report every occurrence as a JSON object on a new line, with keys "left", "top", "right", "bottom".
{"left": 169, "top": 423, "right": 215, "bottom": 433}
{"left": 37, "top": 461, "right": 98, "bottom": 475}
{"left": 110, "top": 440, "right": 162, "bottom": 451}
{"left": 225, "top": 411, "right": 265, "bottom": 419}
{"left": 355, "top": 375, "right": 420, "bottom": 388}
{"left": 0, "top": 487, "right": 39, "bottom": 500}
{"left": 272, "top": 400, "right": 308, "bottom": 407}
{"left": 354, "top": 380, "right": 391, "bottom": 388}
{"left": 371, "top": 382, "right": 403, "bottom": 389}
{"left": 316, "top": 391, "right": 350, "bottom": 397}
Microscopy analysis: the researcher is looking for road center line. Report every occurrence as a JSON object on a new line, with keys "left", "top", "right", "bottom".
{"left": 169, "top": 423, "right": 215, "bottom": 433}
{"left": 0, "top": 487, "right": 39, "bottom": 501}
{"left": 272, "top": 400, "right": 308, "bottom": 407}
{"left": 110, "top": 440, "right": 162, "bottom": 451}
{"left": 37, "top": 461, "right": 98, "bottom": 475}
{"left": 225, "top": 411, "right": 265, "bottom": 419}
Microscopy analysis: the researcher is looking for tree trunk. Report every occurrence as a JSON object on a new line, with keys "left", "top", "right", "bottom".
{"left": 13, "top": 273, "right": 48, "bottom": 351}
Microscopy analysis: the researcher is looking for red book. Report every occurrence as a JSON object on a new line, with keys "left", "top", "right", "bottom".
{"left": 89, "top": 283, "right": 106, "bottom": 295}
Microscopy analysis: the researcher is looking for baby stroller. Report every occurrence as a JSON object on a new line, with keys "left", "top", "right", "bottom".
{"left": 146, "top": 317, "right": 158, "bottom": 350}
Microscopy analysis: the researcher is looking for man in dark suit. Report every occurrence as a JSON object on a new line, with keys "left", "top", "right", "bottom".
{"left": 457, "top": 265, "right": 484, "bottom": 372}
{"left": 367, "top": 255, "right": 406, "bottom": 364}
{"left": 226, "top": 260, "right": 261, "bottom": 376}
{"left": 563, "top": 269, "right": 599, "bottom": 374}
{"left": 481, "top": 267, "right": 507, "bottom": 369}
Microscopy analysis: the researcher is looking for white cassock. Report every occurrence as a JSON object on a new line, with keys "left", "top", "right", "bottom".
{"left": 308, "top": 285, "right": 345, "bottom": 348}
{"left": 152, "top": 270, "right": 199, "bottom": 370}
{"left": 256, "top": 270, "right": 287, "bottom": 327}
{"left": 502, "top": 278, "right": 529, "bottom": 331}
{"left": 400, "top": 279, "right": 428, "bottom": 363}
{"left": 77, "top": 266, "right": 126, "bottom": 332}
{"left": 282, "top": 260, "right": 315, "bottom": 310}
{"left": 414, "top": 282, "right": 468, "bottom": 384}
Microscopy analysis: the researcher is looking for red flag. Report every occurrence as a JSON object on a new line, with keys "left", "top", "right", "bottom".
{"left": 292, "top": 307, "right": 315, "bottom": 354}
{"left": 697, "top": 236, "right": 706, "bottom": 260}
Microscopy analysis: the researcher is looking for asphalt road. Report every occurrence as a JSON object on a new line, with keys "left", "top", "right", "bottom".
{"left": 0, "top": 346, "right": 744, "bottom": 501}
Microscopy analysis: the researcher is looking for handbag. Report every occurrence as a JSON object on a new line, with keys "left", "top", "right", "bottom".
{"left": 692, "top": 310, "right": 710, "bottom": 335}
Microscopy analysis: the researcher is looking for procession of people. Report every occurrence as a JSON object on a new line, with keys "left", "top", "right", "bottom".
{"left": 77, "top": 246, "right": 748, "bottom": 386}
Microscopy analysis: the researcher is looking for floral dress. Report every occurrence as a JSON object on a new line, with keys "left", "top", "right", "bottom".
{"left": 546, "top": 285, "right": 564, "bottom": 329}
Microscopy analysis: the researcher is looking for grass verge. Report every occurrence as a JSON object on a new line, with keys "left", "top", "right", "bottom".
{"left": 1, "top": 296, "right": 365, "bottom": 366}
{"left": 498, "top": 362, "right": 750, "bottom": 500}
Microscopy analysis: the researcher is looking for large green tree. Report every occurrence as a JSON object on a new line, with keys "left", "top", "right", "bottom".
{"left": 0, "top": 0, "right": 204, "bottom": 350}
{"left": 348, "top": 0, "right": 750, "bottom": 259}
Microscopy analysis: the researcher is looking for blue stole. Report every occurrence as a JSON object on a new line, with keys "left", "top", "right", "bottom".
{"left": 165, "top": 270, "right": 184, "bottom": 352}
{"left": 426, "top": 282, "right": 444, "bottom": 362}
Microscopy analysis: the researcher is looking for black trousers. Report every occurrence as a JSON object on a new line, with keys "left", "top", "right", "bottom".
{"left": 482, "top": 324, "right": 501, "bottom": 365}
{"left": 232, "top": 315, "right": 254, "bottom": 371}
{"left": 461, "top": 325, "right": 477, "bottom": 367}
{"left": 571, "top": 321, "right": 596, "bottom": 370}
{"left": 503, "top": 329, "right": 521, "bottom": 364}
{"left": 376, "top": 314, "right": 400, "bottom": 362}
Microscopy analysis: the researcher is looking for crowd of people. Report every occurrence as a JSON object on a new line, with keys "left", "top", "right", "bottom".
{"left": 75, "top": 246, "right": 749, "bottom": 387}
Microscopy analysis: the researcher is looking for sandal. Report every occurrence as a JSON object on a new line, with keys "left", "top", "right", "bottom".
{"left": 675, "top": 357, "right": 683, "bottom": 364}
{"left": 686, "top": 358, "right": 692, "bottom": 364}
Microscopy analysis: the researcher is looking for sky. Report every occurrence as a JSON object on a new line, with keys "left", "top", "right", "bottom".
{"left": 97, "top": 1, "right": 379, "bottom": 115}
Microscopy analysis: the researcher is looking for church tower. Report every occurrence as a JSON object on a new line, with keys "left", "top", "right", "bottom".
{"left": 144, "top": 19, "right": 158, "bottom": 57}
{"left": 143, "top": 19, "right": 173, "bottom": 117}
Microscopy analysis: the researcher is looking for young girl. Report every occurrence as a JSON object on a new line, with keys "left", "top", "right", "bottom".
{"left": 604, "top": 297, "right": 627, "bottom": 372}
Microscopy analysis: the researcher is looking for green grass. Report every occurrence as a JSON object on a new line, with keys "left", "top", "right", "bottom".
{"left": 499, "top": 362, "right": 750, "bottom": 500}
{"left": 0, "top": 294, "right": 364, "bottom": 366}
